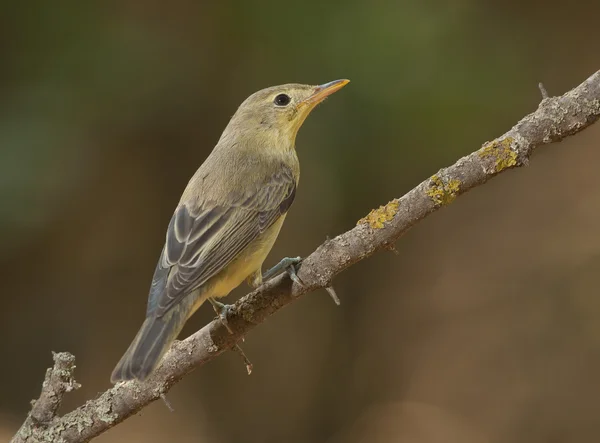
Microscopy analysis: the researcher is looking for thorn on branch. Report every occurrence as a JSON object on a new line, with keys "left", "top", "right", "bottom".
{"left": 538, "top": 82, "right": 549, "bottom": 100}
{"left": 384, "top": 243, "right": 400, "bottom": 255}
{"left": 326, "top": 286, "right": 341, "bottom": 306}
{"left": 160, "top": 394, "right": 175, "bottom": 412}
{"left": 233, "top": 343, "right": 253, "bottom": 375}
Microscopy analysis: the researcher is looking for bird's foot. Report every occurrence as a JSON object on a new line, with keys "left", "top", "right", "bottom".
{"left": 208, "top": 298, "right": 234, "bottom": 334}
{"left": 208, "top": 299, "right": 252, "bottom": 373}
{"left": 285, "top": 262, "right": 304, "bottom": 287}
{"left": 263, "top": 256, "right": 304, "bottom": 286}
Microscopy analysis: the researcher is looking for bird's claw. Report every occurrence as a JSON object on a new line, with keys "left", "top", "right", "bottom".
{"left": 285, "top": 262, "right": 304, "bottom": 287}
{"left": 208, "top": 298, "right": 234, "bottom": 334}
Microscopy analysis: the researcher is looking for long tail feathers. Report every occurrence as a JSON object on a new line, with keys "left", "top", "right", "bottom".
{"left": 111, "top": 306, "right": 187, "bottom": 383}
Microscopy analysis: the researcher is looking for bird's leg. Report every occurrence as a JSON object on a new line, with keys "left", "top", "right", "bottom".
{"left": 208, "top": 298, "right": 234, "bottom": 334}
{"left": 262, "top": 256, "right": 304, "bottom": 286}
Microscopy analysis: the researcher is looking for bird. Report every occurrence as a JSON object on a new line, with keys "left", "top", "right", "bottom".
{"left": 111, "top": 79, "right": 350, "bottom": 382}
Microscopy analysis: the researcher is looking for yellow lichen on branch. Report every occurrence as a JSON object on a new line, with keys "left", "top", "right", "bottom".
{"left": 479, "top": 137, "right": 518, "bottom": 172}
{"left": 357, "top": 200, "right": 399, "bottom": 229}
{"left": 426, "top": 175, "right": 461, "bottom": 206}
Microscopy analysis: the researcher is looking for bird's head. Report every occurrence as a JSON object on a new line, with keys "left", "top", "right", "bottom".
{"left": 226, "top": 79, "right": 350, "bottom": 144}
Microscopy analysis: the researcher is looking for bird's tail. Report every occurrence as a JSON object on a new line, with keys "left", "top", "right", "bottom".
{"left": 111, "top": 306, "right": 188, "bottom": 383}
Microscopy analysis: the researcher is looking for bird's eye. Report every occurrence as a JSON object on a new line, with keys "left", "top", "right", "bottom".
{"left": 273, "top": 93, "right": 291, "bottom": 106}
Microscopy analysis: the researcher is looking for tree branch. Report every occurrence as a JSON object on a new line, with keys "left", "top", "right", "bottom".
{"left": 13, "top": 352, "right": 80, "bottom": 442}
{"left": 11, "top": 69, "right": 600, "bottom": 443}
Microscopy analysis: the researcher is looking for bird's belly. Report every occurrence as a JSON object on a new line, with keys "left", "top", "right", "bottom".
{"left": 208, "top": 215, "right": 286, "bottom": 298}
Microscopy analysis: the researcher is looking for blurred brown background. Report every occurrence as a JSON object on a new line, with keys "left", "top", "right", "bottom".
{"left": 1, "top": 1, "right": 599, "bottom": 442}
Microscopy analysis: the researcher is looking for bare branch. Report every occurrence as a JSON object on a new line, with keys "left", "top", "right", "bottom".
{"left": 11, "top": 69, "right": 600, "bottom": 443}
{"left": 13, "top": 352, "right": 80, "bottom": 442}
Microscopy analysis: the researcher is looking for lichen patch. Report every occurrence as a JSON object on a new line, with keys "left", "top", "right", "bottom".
{"left": 426, "top": 175, "right": 461, "bottom": 206}
{"left": 357, "top": 200, "right": 399, "bottom": 229}
{"left": 479, "top": 137, "right": 518, "bottom": 173}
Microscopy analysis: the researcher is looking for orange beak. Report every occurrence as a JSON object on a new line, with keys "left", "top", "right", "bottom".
{"left": 298, "top": 79, "right": 350, "bottom": 109}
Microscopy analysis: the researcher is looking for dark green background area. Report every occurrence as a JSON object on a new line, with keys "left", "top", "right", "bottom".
{"left": 1, "top": 1, "right": 599, "bottom": 442}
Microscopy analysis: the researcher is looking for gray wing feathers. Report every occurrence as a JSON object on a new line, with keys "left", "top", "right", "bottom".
{"left": 146, "top": 167, "right": 296, "bottom": 318}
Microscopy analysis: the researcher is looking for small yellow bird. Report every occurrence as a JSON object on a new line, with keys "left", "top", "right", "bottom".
{"left": 111, "top": 79, "right": 349, "bottom": 382}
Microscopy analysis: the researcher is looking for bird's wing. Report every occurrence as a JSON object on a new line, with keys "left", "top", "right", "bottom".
{"left": 147, "top": 167, "right": 296, "bottom": 317}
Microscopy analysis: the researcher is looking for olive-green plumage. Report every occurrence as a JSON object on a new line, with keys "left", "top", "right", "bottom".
{"left": 111, "top": 79, "right": 349, "bottom": 382}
